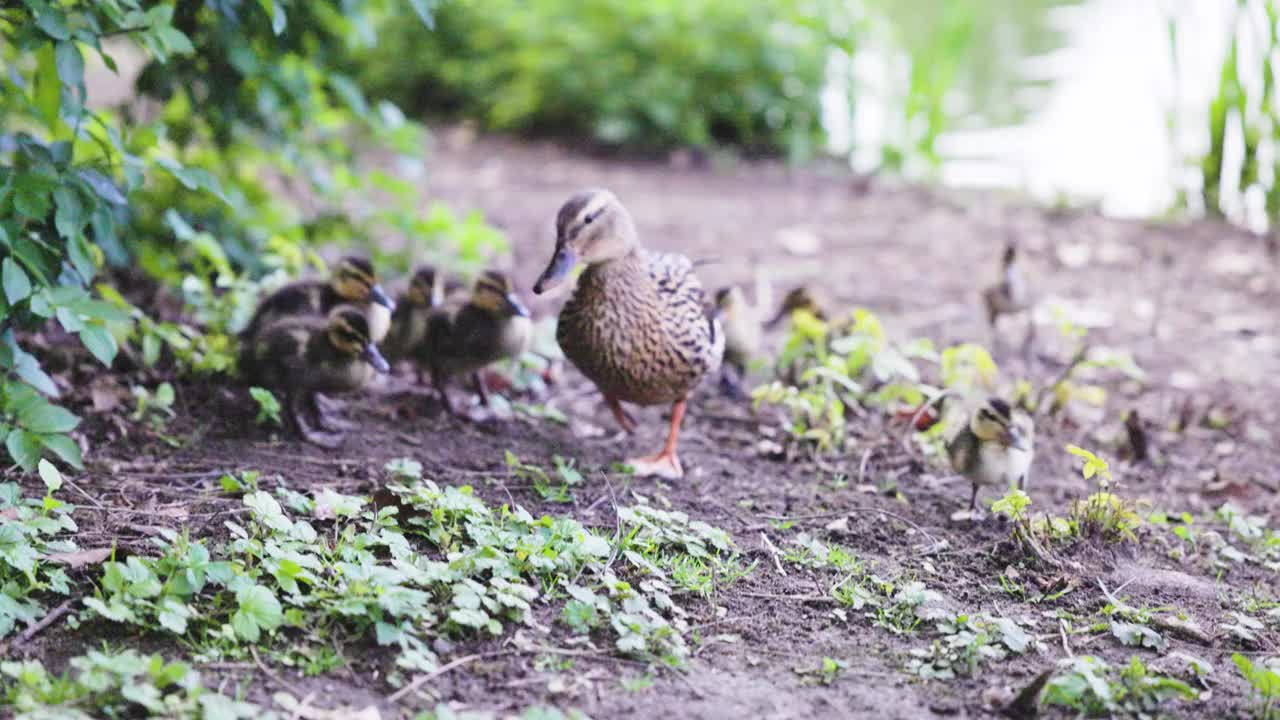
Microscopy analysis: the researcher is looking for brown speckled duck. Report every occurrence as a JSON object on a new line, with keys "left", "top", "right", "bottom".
{"left": 534, "top": 188, "right": 723, "bottom": 479}
{"left": 241, "top": 305, "right": 390, "bottom": 446}
{"left": 241, "top": 256, "right": 395, "bottom": 344}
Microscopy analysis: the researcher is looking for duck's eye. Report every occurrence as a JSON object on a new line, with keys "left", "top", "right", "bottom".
{"left": 583, "top": 214, "right": 594, "bottom": 225}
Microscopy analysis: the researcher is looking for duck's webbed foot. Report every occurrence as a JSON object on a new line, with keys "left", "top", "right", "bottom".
{"left": 624, "top": 399, "right": 687, "bottom": 480}
{"left": 309, "top": 393, "right": 358, "bottom": 432}
{"left": 290, "top": 393, "right": 344, "bottom": 447}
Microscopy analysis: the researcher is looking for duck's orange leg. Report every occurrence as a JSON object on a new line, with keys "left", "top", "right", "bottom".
{"left": 605, "top": 396, "right": 638, "bottom": 434}
{"left": 626, "top": 399, "right": 686, "bottom": 480}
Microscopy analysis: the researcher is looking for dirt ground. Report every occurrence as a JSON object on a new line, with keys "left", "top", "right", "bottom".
{"left": 5, "top": 129, "right": 1280, "bottom": 719}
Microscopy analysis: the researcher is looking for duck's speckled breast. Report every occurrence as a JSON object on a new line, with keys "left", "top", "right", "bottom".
{"left": 557, "top": 250, "right": 722, "bottom": 406}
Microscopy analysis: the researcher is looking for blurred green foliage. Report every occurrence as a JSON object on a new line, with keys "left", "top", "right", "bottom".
{"left": 357, "top": 0, "right": 854, "bottom": 155}
{"left": 0, "top": 0, "right": 499, "bottom": 473}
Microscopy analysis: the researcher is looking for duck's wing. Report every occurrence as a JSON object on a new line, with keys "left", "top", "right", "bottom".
{"left": 647, "top": 251, "right": 724, "bottom": 374}
{"left": 241, "top": 281, "right": 326, "bottom": 338}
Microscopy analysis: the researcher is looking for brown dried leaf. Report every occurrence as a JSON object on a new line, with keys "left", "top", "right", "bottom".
{"left": 44, "top": 548, "right": 112, "bottom": 568}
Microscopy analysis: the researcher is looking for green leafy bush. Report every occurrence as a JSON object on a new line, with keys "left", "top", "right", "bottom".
{"left": 357, "top": 0, "right": 851, "bottom": 154}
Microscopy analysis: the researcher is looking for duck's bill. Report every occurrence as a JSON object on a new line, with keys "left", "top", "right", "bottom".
{"left": 363, "top": 344, "right": 391, "bottom": 374}
{"left": 533, "top": 246, "right": 578, "bottom": 294}
{"left": 369, "top": 284, "right": 396, "bottom": 311}
{"left": 506, "top": 292, "right": 531, "bottom": 317}
{"left": 1003, "top": 427, "right": 1028, "bottom": 451}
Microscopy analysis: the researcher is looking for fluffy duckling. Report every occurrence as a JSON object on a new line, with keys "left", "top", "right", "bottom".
{"left": 766, "top": 286, "right": 829, "bottom": 329}
{"left": 241, "top": 305, "right": 390, "bottom": 446}
{"left": 982, "top": 242, "right": 1030, "bottom": 330}
{"left": 382, "top": 265, "right": 446, "bottom": 365}
{"left": 714, "top": 286, "right": 763, "bottom": 399}
{"left": 534, "top": 188, "right": 723, "bottom": 480}
{"left": 242, "top": 256, "right": 395, "bottom": 344}
{"left": 946, "top": 396, "right": 1035, "bottom": 513}
{"left": 421, "top": 270, "right": 531, "bottom": 414}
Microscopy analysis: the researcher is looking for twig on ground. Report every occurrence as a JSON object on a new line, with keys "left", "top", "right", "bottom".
{"left": 1059, "top": 618, "right": 1073, "bottom": 657}
{"left": 387, "top": 651, "right": 513, "bottom": 704}
{"left": 759, "top": 532, "right": 787, "bottom": 577}
{"left": 250, "top": 646, "right": 306, "bottom": 699}
{"left": 3, "top": 599, "right": 74, "bottom": 654}
{"left": 857, "top": 448, "right": 872, "bottom": 485}
{"left": 739, "top": 591, "right": 835, "bottom": 604}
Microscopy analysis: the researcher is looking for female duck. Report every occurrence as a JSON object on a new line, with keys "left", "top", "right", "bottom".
{"left": 534, "top": 188, "right": 723, "bottom": 479}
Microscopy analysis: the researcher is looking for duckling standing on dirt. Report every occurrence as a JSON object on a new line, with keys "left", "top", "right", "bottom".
{"left": 946, "top": 396, "right": 1035, "bottom": 514}
{"left": 766, "top": 286, "right": 829, "bottom": 329}
{"left": 715, "top": 286, "right": 763, "bottom": 399}
{"left": 242, "top": 256, "right": 396, "bottom": 344}
{"left": 240, "top": 305, "right": 390, "bottom": 446}
{"left": 382, "top": 265, "right": 446, "bottom": 366}
{"left": 981, "top": 242, "right": 1033, "bottom": 352}
{"left": 420, "top": 270, "right": 531, "bottom": 415}
{"left": 534, "top": 188, "right": 723, "bottom": 480}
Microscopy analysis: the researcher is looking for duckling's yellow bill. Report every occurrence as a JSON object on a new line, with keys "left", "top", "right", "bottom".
{"left": 369, "top": 284, "right": 396, "bottom": 311}
{"left": 362, "top": 343, "right": 391, "bottom": 374}
{"left": 533, "top": 246, "right": 578, "bottom": 294}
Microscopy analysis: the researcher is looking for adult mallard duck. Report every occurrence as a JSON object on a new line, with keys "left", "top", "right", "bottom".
{"left": 241, "top": 255, "right": 395, "bottom": 344}
{"left": 534, "top": 188, "right": 723, "bottom": 480}
{"left": 241, "top": 305, "right": 390, "bottom": 446}
{"left": 420, "top": 269, "right": 531, "bottom": 414}
{"left": 946, "top": 396, "right": 1035, "bottom": 514}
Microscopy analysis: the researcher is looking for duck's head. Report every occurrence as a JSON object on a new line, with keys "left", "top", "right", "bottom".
{"left": 766, "top": 286, "right": 826, "bottom": 328}
{"left": 969, "top": 397, "right": 1029, "bottom": 450}
{"left": 326, "top": 305, "right": 390, "bottom": 374}
{"left": 534, "top": 188, "right": 637, "bottom": 294}
{"left": 469, "top": 270, "right": 530, "bottom": 319}
{"left": 331, "top": 256, "right": 395, "bottom": 312}
{"left": 406, "top": 265, "right": 445, "bottom": 308}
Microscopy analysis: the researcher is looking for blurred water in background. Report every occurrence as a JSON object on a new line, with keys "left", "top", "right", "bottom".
{"left": 827, "top": 0, "right": 1236, "bottom": 220}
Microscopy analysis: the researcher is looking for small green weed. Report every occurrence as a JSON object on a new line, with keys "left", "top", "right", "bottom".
{"left": 1233, "top": 653, "right": 1280, "bottom": 720}
{"left": 249, "top": 387, "right": 282, "bottom": 426}
{"left": 1043, "top": 656, "right": 1199, "bottom": 716}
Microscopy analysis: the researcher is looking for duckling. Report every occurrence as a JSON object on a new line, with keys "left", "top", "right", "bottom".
{"left": 766, "top": 286, "right": 829, "bottom": 329}
{"left": 534, "top": 188, "right": 723, "bottom": 480}
{"left": 981, "top": 242, "right": 1033, "bottom": 351}
{"left": 382, "top": 265, "right": 446, "bottom": 366}
{"left": 421, "top": 270, "right": 531, "bottom": 415}
{"left": 241, "top": 255, "right": 396, "bottom": 344}
{"left": 946, "top": 396, "right": 1035, "bottom": 514}
{"left": 241, "top": 305, "right": 390, "bottom": 446}
{"left": 714, "top": 286, "right": 763, "bottom": 399}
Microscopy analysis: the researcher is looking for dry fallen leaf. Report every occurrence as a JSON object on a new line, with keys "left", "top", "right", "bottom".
{"left": 44, "top": 548, "right": 112, "bottom": 569}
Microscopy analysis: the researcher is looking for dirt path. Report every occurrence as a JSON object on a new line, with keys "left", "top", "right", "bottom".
{"left": 8, "top": 130, "right": 1280, "bottom": 719}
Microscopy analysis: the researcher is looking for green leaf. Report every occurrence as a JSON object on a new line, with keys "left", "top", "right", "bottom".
{"left": 33, "top": 44, "right": 61, "bottom": 132}
{"left": 54, "top": 41, "right": 85, "bottom": 95}
{"left": 20, "top": 401, "right": 79, "bottom": 435}
{"left": 260, "top": 0, "right": 287, "bottom": 35}
{"left": 79, "top": 325, "right": 117, "bottom": 367}
{"left": 6, "top": 429, "right": 42, "bottom": 472}
{"left": 37, "top": 459, "right": 62, "bottom": 492}
{"left": 34, "top": 8, "right": 71, "bottom": 40}
{"left": 77, "top": 169, "right": 127, "bottom": 206}
{"left": 53, "top": 185, "right": 86, "bottom": 240}
{"left": 3, "top": 258, "right": 32, "bottom": 305}
{"left": 232, "top": 585, "right": 282, "bottom": 642}
{"left": 38, "top": 433, "right": 83, "bottom": 470}
{"left": 155, "top": 158, "right": 228, "bottom": 203}
{"left": 12, "top": 173, "right": 54, "bottom": 220}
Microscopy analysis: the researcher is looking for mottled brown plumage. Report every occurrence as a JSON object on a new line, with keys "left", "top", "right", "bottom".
{"left": 241, "top": 305, "right": 390, "bottom": 446}
{"left": 241, "top": 256, "right": 395, "bottom": 343}
{"left": 535, "top": 189, "right": 723, "bottom": 479}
